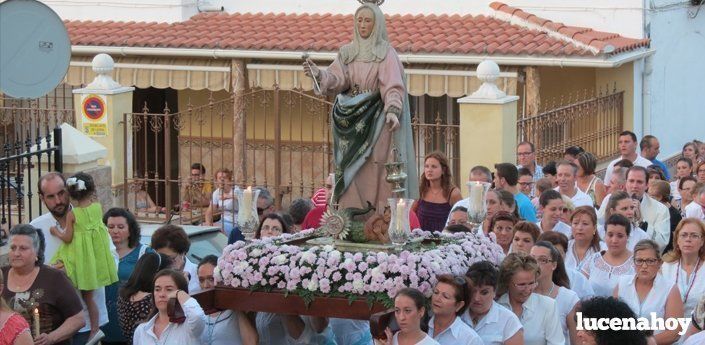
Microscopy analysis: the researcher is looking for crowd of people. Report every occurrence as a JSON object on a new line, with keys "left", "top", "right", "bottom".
{"left": 0, "top": 132, "right": 703, "bottom": 345}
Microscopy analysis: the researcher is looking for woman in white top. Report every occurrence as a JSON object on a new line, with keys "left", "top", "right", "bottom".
{"left": 497, "top": 253, "right": 565, "bottom": 345}
{"left": 531, "top": 242, "right": 579, "bottom": 344}
{"left": 511, "top": 222, "right": 541, "bottom": 255}
{"left": 536, "top": 231, "right": 595, "bottom": 299}
{"left": 536, "top": 190, "right": 572, "bottom": 237}
{"left": 377, "top": 288, "right": 439, "bottom": 345}
{"left": 205, "top": 168, "right": 239, "bottom": 238}
{"left": 614, "top": 239, "right": 683, "bottom": 344}
{"left": 576, "top": 152, "right": 606, "bottom": 208}
{"left": 480, "top": 190, "right": 518, "bottom": 237}
{"left": 133, "top": 269, "right": 206, "bottom": 345}
{"left": 582, "top": 214, "right": 636, "bottom": 297}
{"left": 461, "top": 261, "right": 523, "bottom": 345}
{"left": 489, "top": 212, "right": 518, "bottom": 256}
{"left": 197, "top": 256, "right": 258, "bottom": 345}
{"left": 671, "top": 158, "right": 694, "bottom": 202}
{"left": 601, "top": 191, "right": 649, "bottom": 251}
{"left": 661, "top": 218, "right": 705, "bottom": 319}
{"left": 428, "top": 275, "right": 482, "bottom": 345}
{"left": 566, "top": 206, "right": 606, "bottom": 271}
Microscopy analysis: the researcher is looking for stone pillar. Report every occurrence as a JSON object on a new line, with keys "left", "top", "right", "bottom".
{"left": 231, "top": 59, "right": 247, "bottom": 186}
{"left": 457, "top": 60, "right": 520, "bottom": 197}
{"left": 72, "top": 54, "right": 135, "bottom": 207}
{"left": 26, "top": 123, "right": 109, "bottom": 215}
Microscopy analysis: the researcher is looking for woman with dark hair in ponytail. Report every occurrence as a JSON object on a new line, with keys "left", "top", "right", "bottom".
{"left": 116, "top": 252, "right": 172, "bottom": 344}
{"left": 377, "top": 288, "right": 439, "bottom": 345}
{"left": 531, "top": 241, "right": 579, "bottom": 344}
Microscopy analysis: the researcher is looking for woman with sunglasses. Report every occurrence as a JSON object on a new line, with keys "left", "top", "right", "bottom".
{"left": 531, "top": 242, "right": 579, "bottom": 344}
{"left": 428, "top": 275, "right": 482, "bottom": 344}
{"left": 497, "top": 253, "right": 564, "bottom": 345}
{"left": 614, "top": 239, "right": 683, "bottom": 345}
{"left": 661, "top": 218, "right": 705, "bottom": 319}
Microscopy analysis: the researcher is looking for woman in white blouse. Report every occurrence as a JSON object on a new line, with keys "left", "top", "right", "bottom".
{"left": 661, "top": 218, "right": 705, "bottom": 319}
{"left": 582, "top": 214, "right": 636, "bottom": 297}
{"left": 566, "top": 206, "right": 606, "bottom": 271}
{"left": 378, "top": 288, "right": 439, "bottom": 345}
{"left": 497, "top": 253, "right": 565, "bottom": 345}
{"left": 133, "top": 269, "right": 206, "bottom": 345}
{"left": 531, "top": 242, "right": 579, "bottom": 344}
{"left": 537, "top": 231, "right": 595, "bottom": 299}
{"left": 428, "top": 275, "right": 483, "bottom": 345}
{"left": 536, "top": 190, "right": 572, "bottom": 237}
{"left": 205, "top": 168, "right": 238, "bottom": 237}
{"left": 614, "top": 239, "right": 683, "bottom": 345}
{"left": 462, "top": 261, "right": 523, "bottom": 345}
{"left": 602, "top": 191, "right": 649, "bottom": 251}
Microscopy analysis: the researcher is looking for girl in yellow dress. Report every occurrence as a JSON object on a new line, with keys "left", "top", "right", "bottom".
{"left": 50, "top": 172, "right": 118, "bottom": 342}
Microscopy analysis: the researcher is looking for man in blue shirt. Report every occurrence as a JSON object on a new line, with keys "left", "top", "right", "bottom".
{"left": 494, "top": 163, "right": 537, "bottom": 222}
{"left": 640, "top": 135, "right": 670, "bottom": 180}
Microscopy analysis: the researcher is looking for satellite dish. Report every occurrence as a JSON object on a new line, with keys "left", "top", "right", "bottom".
{"left": 0, "top": 0, "right": 71, "bottom": 99}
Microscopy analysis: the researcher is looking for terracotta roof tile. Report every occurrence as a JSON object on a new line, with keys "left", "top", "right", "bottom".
{"left": 65, "top": 2, "right": 648, "bottom": 58}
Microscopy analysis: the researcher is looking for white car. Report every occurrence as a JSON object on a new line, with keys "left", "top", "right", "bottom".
{"left": 138, "top": 223, "right": 228, "bottom": 264}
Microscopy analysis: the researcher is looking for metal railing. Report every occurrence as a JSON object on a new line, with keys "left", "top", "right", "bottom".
{"left": 517, "top": 89, "right": 624, "bottom": 164}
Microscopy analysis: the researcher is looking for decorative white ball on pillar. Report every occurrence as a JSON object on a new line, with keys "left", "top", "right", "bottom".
{"left": 85, "top": 53, "right": 121, "bottom": 91}
{"left": 471, "top": 60, "right": 507, "bottom": 99}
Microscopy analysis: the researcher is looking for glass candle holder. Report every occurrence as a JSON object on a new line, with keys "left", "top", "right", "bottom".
{"left": 236, "top": 186, "right": 260, "bottom": 239}
{"left": 466, "top": 181, "right": 491, "bottom": 234}
{"left": 388, "top": 198, "right": 413, "bottom": 245}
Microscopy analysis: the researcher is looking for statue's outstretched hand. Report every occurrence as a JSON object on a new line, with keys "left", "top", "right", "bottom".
{"left": 303, "top": 58, "right": 320, "bottom": 79}
{"left": 385, "top": 112, "right": 400, "bottom": 132}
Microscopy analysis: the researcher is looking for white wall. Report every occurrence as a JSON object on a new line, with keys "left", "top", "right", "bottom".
{"left": 645, "top": 0, "right": 705, "bottom": 157}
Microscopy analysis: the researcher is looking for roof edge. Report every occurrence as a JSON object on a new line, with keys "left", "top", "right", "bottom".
{"left": 71, "top": 45, "right": 654, "bottom": 68}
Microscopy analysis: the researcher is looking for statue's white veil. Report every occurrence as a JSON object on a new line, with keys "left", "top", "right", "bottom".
{"left": 339, "top": 3, "right": 391, "bottom": 64}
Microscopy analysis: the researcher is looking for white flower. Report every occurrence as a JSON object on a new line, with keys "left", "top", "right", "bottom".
{"left": 250, "top": 248, "right": 262, "bottom": 257}
{"left": 352, "top": 279, "right": 364, "bottom": 291}
{"left": 273, "top": 254, "right": 287, "bottom": 265}
{"left": 307, "top": 279, "right": 319, "bottom": 291}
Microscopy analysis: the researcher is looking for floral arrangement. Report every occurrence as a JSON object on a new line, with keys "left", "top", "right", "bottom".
{"left": 215, "top": 229, "right": 504, "bottom": 307}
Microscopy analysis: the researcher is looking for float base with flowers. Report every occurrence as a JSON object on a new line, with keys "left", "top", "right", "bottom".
{"left": 195, "top": 227, "right": 503, "bottom": 336}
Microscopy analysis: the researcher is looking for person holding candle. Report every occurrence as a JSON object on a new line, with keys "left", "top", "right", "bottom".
{"left": 414, "top": 151, "right": 462, "bottom": 232}
{"left": 1, "top": 224, "right": 85, "bottom": 345}
{"left": 0, "top": 270, "right": 33, "bottom": 345}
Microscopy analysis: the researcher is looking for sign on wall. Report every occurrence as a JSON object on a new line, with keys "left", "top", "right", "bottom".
{"left": 81, "top": 94, "right": 108, "bottom": 137}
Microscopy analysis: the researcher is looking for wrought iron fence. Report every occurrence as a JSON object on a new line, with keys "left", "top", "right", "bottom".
{"left": 0, "top": 127, "right": 62, "bottom": 235}
{"left": 517, "top": 89, "right": 624, "bottom": 164}
{"left": 121, "top": 88, "right": 462, "bottom": 227}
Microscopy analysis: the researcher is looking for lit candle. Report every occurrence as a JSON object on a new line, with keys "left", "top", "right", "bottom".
{"left": 470, "top": 182, "right": 484, "bottom": 214}
{"left": 396, "top": 199, "right": 405, "bottom": 232}
{"left": 241, "top": 186, "right": 253, "bottom": 220}
{"left": 33, "top": 308, "right": 40, "bottom": 337}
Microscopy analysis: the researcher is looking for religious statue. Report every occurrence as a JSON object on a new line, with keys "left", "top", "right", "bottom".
{"left": 303, "top": 0, "right": 418, "bottom": 219}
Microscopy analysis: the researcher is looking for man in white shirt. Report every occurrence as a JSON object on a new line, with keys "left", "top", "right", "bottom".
{"left": 625, "top": 166, "right": 670, "bottom": 249}
{"left": 684, "top": 183, "right": 705, "bottom": 220}
{"left": 603, "top": 131, "right": 652, "bottom": 188}
{"left": 554, "top": 161, "right": 593, "bottom": 208}
{"left": 447, "top": 166, "right": 492, "bottom": 225}
{"left": 30, "top": 172, "right": 114, "bottom": 345}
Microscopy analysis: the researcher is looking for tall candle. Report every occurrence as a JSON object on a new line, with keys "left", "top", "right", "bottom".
{"left": 396, "top": 199, "right": 405, "bottom": 232}
{"left": 470, "top": 182, "right": 484, "bottom": 213}
{"left": 33, "top": 308, "right": 40, "bottom": 337}
{"left": 242, "top": 186, "right": 253, "bottom": 220}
